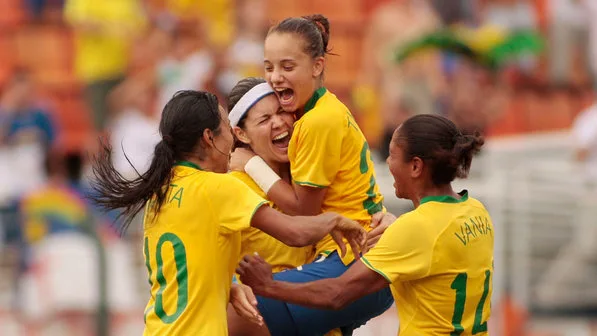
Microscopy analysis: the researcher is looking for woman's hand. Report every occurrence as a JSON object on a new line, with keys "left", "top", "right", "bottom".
{"left": 365, "top": 211, "right": 397, "bottom": 252}
{"left": 325, "top": 213, "right": 367, "bottom": 261}
{"left": 229, "top": 147, "right": 256, "bottom": 172}
{"left": 229, "top": 282, "right": 264, "bottom": 326}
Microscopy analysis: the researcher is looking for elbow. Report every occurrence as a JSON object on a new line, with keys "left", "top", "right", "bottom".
{"left": 285, "top": 228, "right": 315, "bottom": 247}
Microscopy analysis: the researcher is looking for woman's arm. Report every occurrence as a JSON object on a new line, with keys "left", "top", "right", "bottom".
{"left": 266, "top": 180, "right": 326, "bottom": 216}
{"left": 237, "top": 254, "right": 389, "bottom": 310}
{"left": 231, "top": 149, "right": 327, "bottom": 216}
{"left": 250, "top": 206, "right": 365, "bottom": 260}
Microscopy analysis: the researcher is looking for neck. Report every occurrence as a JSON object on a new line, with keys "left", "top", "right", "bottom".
{"left": 411, "top": 183, "right": 459, "bottom": 208}
{"left": 190, "top": 157, "right": 217, "bottom": 172}
{"left": 297, "top": 82, "right": 324, "bottom": 119}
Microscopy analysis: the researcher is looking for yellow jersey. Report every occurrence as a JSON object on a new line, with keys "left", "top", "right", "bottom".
{"left": 64, "top": 0, "right": 146, "bottom": 82}
{"left": 289, "top": 87, "right": 383, "bottom": 264}
{"left": 230, "top": 171, "right": 313, "bottom": 273}
{"left": 143, "top": 162, "right": 267, "bottom": 336}
{"left": 362, "top": 191, "right": 494, "bottom": 336}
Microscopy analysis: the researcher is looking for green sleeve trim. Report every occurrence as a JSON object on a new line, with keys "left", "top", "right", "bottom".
{"left": 250, "top": 201, "right": 269, "bottom": 222}
{"left": 293, "top": 180, "right": 327, "bottom": 188}
{"left": 361, "top": 256, "right": 392, "bottom": 283}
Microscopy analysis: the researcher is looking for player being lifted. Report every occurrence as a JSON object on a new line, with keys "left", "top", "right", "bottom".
{"left": 230, "top": 14, "right": 394, "bottom": 336}
{"left": 226, "top": 77, "right": 395, "bottom": 336}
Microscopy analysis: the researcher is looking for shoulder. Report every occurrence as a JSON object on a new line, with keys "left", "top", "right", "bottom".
{"left": 466, "top": 197, "right": 491, "bottom": 215}
{"left": 206, "top": 171, "right": 245, "bottom": 187}
{"left": 173, "top": 167, "right": 235, "bottom": 190}
{"left": 298, "top": 91, "right": 350, "bottom": 128}
{"left": 228, "top": 171, "right": 265, "bottom": 196}
{"left": 391, "top": 206, "right": 444, "bottom": 239}
{"left": 386, "top": 210, "right": 427, "bottom": 235}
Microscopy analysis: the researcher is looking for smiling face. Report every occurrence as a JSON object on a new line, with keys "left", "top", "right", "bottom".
{"left": 386, "top": 127, "right": 423, "bottom": 201}
{"left": 234, "top": 94, "right": 294, "bottom": 164}
{"left": 264, "top": 32, "right": 324, "bottom": 113}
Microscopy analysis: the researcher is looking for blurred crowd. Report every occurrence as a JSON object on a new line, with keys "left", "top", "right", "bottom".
{"left": 1, "top": 0, "right": 597, "bottom": 333}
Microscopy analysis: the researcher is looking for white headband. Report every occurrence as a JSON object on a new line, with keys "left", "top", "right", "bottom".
{"left": 229, "top": 83, "right": 275, "bottom": 127}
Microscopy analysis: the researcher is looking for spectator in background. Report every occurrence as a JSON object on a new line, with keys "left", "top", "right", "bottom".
{"left": 0, "top": 70, "right": 56, "bottom": 201}
{"left": 155, "top": 21, "right": 215, "bottom": 117}
{"left": 586, "top": 0, "right": 597, "bottom": 84}
{"left": 572, "top": 100, "right": 597, "bottom": 184}
{"left": 160, "top": 0, "right": 236, "bottom": 50}
{"left": 547, "top": 0, "right": 591, "bottom": 86}
{"left": 217, "top": 0, "right": 268, "bottom": 94}
{"left": 482, "top": 0, "right": 538, "bottom": 75}
{"left": 430, "top": 0, "right": 477, "bottom": 26}
{"left": 483, "top": 0, "right": 537, "bottom": 32}
{"left": 0, "top": 71, "right": 55, "bottom": 150}
{"left": 108, "top": 79, "right": 160, "bottom": 179}
{"left": 16, "top": 150, "right": 98, "bottom": 333}
{"left": 16, "top": 149, "right": 138, "bottom": 334}
{"left": 64, "top": 0, "right": 147, "bottom": 133}
{"left": 355, "top": 0, "right": 444, "bottom": 159}
{"left": 25, "top": 0, "right": 64, "bottom": 21}
{"left": 445, "top": 61, "right": 508, "bottom": 136}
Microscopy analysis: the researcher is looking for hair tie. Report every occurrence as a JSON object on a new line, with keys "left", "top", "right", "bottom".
{"left": 313, "top": 20, "right": 325, "bottom": 34}
{"left": 163, "top": 134, "right": 174, "bottom": 146}
{"left": 453, "top": 132, "right": 463, "bottom": 144}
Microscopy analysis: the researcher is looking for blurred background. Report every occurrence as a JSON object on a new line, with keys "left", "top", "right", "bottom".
{"left": 0, "top": 0, "right": 596, "bottom": 335}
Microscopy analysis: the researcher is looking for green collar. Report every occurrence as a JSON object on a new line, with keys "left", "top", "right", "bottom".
{"left": 420, "top": 190, "right": 469, "bottom": 205}
{"left": 175, "top": 161, "right": 204, "bottom": 171}
{"left": 303, "top": 87, "right": 327, "bottom": 113}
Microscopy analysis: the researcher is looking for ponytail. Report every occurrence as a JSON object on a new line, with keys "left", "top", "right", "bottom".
{"left": 90, "top": 90, "right": 223, "bottom": 233}
{"left": 453, "top": 131, "right": 485, "bottom": 179}
{"left": 90, "top": 139, "right": 176, "bottom": 233}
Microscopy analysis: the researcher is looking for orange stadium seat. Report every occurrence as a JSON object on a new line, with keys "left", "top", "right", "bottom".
{"left": 15, "top": 27, "right": 77, "bottom": 92}
{"left": 0, "top": 0, "right": 25, "bottom": 29}
{"left": 306, "top": 0, "right": 363, "bottom": 23}
{"left": 267, "top": 0, "right": 304, "bottom": 21}
{"left": 0, "top": 35, "right": 16, "bottom": 87}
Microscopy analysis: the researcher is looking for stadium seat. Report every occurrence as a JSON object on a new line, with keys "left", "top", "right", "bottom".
{"left": 0, "top": 35, "right": 16, "bottom": 87}
{"left": 0, "top": 0, "right": 25, "bottom": 30}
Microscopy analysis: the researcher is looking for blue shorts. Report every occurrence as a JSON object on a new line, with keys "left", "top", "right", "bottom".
{"left": 256, "top": 252, "right": 394, "bottom": 336}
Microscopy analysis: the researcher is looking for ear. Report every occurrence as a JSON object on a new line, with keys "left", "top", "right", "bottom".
{"left": 411, "top": 157, "right": 424, "bottom": 179}
{"left": 202, "top": 128, "right": 215, "bottom": 149}
{"left": 312, "top": 56, "right": 325, "bottom": 78}
{"left": 233, "top": 126, "right": 251, "bottom": 145}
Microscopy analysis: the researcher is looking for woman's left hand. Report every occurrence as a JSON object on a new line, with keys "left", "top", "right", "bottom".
{"left": 229, "top": 282, "right": 264, "bottom": 326}
{"left": 230, "top": 147, "right": 256, "bottom": 172}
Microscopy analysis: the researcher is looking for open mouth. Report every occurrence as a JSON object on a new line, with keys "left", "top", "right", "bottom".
{"left": 272, "top": 131, "right": 290, "bottom": 148}
{"left": 275, "top": 88, "right": 294, "bottom": 107}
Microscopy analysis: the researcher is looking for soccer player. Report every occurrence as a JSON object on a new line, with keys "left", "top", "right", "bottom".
{"left": 225, "top": 78, "right": 395, "bottom": 336}
{"left": 230, "top": 14, "right": 394, "bottom": 335}
{"left": 238, "top": 114, "right": 494, "bottom": 336}
{"left": 89, "top": 90, "right": 367, "bottom": 336}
